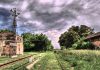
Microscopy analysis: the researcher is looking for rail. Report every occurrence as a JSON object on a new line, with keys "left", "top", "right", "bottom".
{"left": 0, "top": 55, "right": 33, "bottom": 68}
{"left": 54, "top": 52, "right": 66, "bottom": 70}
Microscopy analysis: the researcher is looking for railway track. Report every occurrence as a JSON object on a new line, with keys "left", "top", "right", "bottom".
{"left": 0, "top": 55, "right": 33, "bottom": 68}
{"left": 54, "top": 52, "right": 66, "bottom": 70}
{"left": 0, "top": 53, "right": 45, "bottom": 70}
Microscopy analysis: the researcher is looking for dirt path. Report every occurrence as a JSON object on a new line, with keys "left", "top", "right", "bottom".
{"left": 26, "top": 53, "right": 46, "bottom": 70}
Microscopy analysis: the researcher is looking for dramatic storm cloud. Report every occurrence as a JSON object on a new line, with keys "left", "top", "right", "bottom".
{"left": 0, "top": 0, "right": 100, "bottom": 48}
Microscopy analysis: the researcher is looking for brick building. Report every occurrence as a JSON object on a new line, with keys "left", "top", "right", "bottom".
{"left": 86, "top": 32, "right": 100, "bottom": 49}
{"left": 0, "top": 32, "right": 23, "bottom": 56}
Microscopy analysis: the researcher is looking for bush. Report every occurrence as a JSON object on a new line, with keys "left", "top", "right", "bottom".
{"left": 72, "top": 38, "right": 95, "bottom": 49}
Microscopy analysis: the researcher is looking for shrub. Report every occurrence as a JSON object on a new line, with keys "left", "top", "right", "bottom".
{"left": 72, "top": 38, "right": 95, "bottom": 49}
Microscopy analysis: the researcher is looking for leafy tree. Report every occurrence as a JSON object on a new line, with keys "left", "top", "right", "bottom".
{"left": 31, "top": 33, "right": 53, "bottom": 51}
{"left": 22, "top": 33, "right": 53, "bottom": 51}
{"left": 68, "top": 25, "right": 94, "bottom": 37}
{"left": 59, "top": 31, "right": 80, "bottom": 48}
{"left": 79, "top": 25, "right": 94, "bottom": 37}
{"left": 59, "top": 25, "right": 94, "bottom": 49}
{"left": 22, "top": 33, "right": 34, "bottom": 51}
{"left": 68, "top": 26, "right": 79, "bottom": 32}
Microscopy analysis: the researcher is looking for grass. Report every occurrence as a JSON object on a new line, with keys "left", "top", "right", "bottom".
{"left": 0, "top": 52, "right": 38, "bottom": 64}
{"left": 1, "top": 50, "right": 100, "bottom": 70}
{"left": 0, "top": 52, "right": 42, "bottom": 70}
{"left": 55, "top": 50, "right": 100, "bottom": 70}
{"left": 0, "top": 56, "right": 11, "bottom": 64}
{"left": 32, "top": 52, "right": 61, "bottom": 70}
{"left": 0, "top": 58, "right": 29, "bottom": 70}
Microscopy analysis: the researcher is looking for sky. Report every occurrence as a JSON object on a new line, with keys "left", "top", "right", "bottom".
{"left": 0, "top": 0, "right": 100, "bottom": 49}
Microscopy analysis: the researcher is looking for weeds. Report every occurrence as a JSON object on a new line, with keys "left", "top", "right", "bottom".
{"left": 55, "top": 50, "right": 100, "bottom": 70}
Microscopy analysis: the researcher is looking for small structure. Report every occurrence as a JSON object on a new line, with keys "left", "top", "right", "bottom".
{"left": 0, "top": 32, "right": 23, "bottom": 56}
{"left": 86, "top": 32, "right": 100, "bottom": 49}
{"left": 0, "top": 8, "right": 23, "bottom": 56}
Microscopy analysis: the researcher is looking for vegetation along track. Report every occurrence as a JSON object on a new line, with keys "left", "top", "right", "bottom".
{"left": 54, "top": 52, "right": 66, "bottom": 70}
{"left": 0, "top": 53, "right": 42, "bottom": 70}
{"left": 0, "top": 55, "right": 32, "bottom": 67}
{"left": 32, "top": 52, "right": 63, "bottom": 70}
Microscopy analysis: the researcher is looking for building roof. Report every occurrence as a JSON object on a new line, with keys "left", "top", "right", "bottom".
{"left": 86, "top": 32, "right": 100, "bottom": 39}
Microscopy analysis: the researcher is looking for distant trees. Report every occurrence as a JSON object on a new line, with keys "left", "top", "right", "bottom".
{"left": 22, "top": 33, "right": 53, "bottom": 51}
{"left": 0, "top": 29, "right": 13, "bottom": 33}
{"left": 59, "top": 25, "right": 94, "bottom": 49}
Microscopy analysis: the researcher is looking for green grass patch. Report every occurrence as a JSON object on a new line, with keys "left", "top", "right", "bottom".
{"left": 32, "top": 52, "right": 61, "bottom": 70}
{"left": 55, "top": 50, "right": 100, "bottom": 70}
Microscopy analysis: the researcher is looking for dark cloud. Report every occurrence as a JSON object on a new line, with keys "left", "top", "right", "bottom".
{"left": 0, "top": 8, "right": 10, "bottom": 16}
{"left": 0, "top": 0, "right": 100, "bottom": 32}
{"left": 34, "top": 10, "right": 76, "bottom": 23}
{"left": 23, "top": 0, "right": 77, "bottom": 31}
{"left": 0, "top": 0, "right": 15, "bottom": 3}
{"left": 0, "top": 8, "right": 12, "bottom": 27}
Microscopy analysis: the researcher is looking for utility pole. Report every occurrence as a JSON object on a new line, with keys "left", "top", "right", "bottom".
{"left": 10, "top": 8, "right": 20, "bottom": 35}
{"left": 10, "top": 8, "right": 20, "bottom": 55}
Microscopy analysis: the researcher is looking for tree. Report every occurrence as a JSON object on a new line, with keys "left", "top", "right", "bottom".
{"left": 59, "top": 31, "right": 79, "bottom": 48}
{"left": 79, "top": 25, "right": 94, "bottom": 37}
{"left": 59, "top": 25, "right": 94, "bottom": 49}
{"left": 31, "top": 33, "right": 53, "bottom": 51}
{"left": 22, "top": 33, "right": 34, "bottom": 51}
{"left": 68, "top": 25, "right": 94, "bottom": 37}
{"left": 22, "top": 33, "right": 53, "bottom": 51}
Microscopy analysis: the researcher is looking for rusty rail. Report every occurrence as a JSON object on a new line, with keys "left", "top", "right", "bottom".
{"left": 0, "top": 55, "right": 33, "bottom": 67}
{"left": 54, "top": 52, "right": 66, "bottom": 70}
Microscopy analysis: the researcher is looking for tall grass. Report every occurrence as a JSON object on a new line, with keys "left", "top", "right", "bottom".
{"left": 55, "top": 50, "right": 100, "bottom": 70}
{"left": 32, "top": 52, "right": 61, "bottom": 70}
